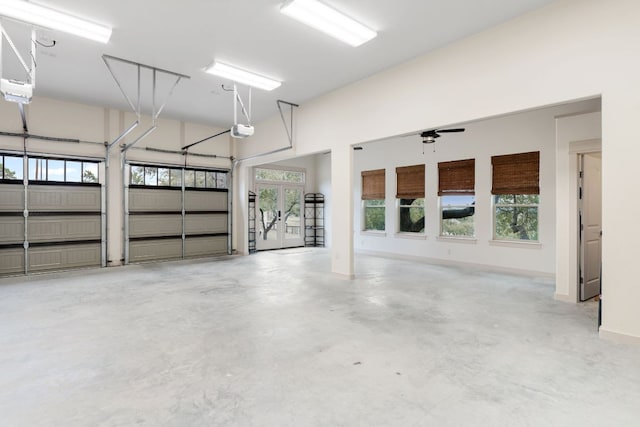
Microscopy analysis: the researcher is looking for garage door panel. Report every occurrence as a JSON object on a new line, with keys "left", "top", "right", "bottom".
{"left": 185, "top": 236, "right": 227, "bottom": 257}
{"left": 28, "top": 216, "right": 101, "bottom": 243}
{"left": 129, "top": 188, "right": 181, "bottom": 212}
{"left": 28, "top": 185, "right": 101, "bottom": 211}
{"left": 0, "top": 248, "right": 24, "bottom": 275}
{"left": 129, "top": 215, "right": 182, "bottom": 238}
{"left": 184, "top": 214, "right": 228, "bottom": 235}
{"left": 0, "top": 184, "right": 25, "bottom": 211}
{"left": 129, "top": 239, "right": 182, "bottom": 262}
{"left": 28, "top": 243, "right": 101, "bottom": 272}
{"left": 184, "top": 191, "right": 227, "bottom": 211}
{"left": 0, "top": 217, "right": 24, "bottom": 244}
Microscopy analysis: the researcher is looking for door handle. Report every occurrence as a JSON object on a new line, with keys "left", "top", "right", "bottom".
{"left": 278, "top": 210, "right": 281, "bottom": 220}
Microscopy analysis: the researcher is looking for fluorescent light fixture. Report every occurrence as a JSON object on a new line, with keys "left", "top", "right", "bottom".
{"left": 0, "top": 0, "right": 112, "bottom": 43}
{"left": 280, "top": 0, "right": 376, "bottom": 47}
{"left": 205, "top": 62, "right": 281, "bottom": 91}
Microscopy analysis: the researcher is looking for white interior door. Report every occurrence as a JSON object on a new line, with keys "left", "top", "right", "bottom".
{"left": 256, "top": 184, "right": 304, "bottom": 250}
{"left": 579, "top": 153, "right": 602, "bottom": 301}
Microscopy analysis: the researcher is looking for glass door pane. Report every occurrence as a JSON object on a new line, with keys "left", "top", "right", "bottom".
{"left": 283, "top": 187, "right": 303, "bottom": 247}
{"left": 256, "top": 185, "right": 280, "bottom": 250}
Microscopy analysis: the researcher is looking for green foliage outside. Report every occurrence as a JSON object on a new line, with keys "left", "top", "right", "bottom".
{"left": 259, "top": 187, "right": 301, "bottom": 240}
{"left": 441, "top": 216, "right": 474, "bottom": 237}
{"left": 2, "top": 162, "right": 17, "bottom": 179}
{"left": 364, "top": 199, "right": 385, "bottom": 231}
{"left": 399, "top": 198, "right": 425, "bottom": 232}
{"left": 83, "top": 169, "right": 98, "bottom": 183}
{"left": 494, "top": 195, "right": 539, "bottom": 240}
{"left": 255, "top": 168, "right": 304, "bottom": 183}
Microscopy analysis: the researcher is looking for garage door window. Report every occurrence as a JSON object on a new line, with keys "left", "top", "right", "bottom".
{"left": 1, "top": 155, "right": 23, "bottom": 180}
{"left": 28, "top": 157, "right": 99, "bottom": 184}
{"left": 130, "top": 164, "right": 228, "bottom": 189}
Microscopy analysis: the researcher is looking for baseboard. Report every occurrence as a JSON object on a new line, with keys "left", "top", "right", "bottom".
{"left": 554, "top": 293, "right": 575, "bottom": 303}
{"left": 599, "top": 327, "right": 640, "bottom": 346}
{"left": 355, "top": 249, "right": 555, "bottom": 279}
{"left": 332, "top": 272, "right": 355, "bottom": 280}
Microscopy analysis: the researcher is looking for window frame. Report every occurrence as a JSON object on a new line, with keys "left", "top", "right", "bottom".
{"left": 439, "top": 194, "right": 476, "bottom": 238}
{"left": 491, "top": 152, "right": 540, "bottom": 242}
{"left": 492, "top": 194, "right": 540, "bottom": 242}
{"left": 129, "top": 164, "right": 228, "bottom": 189}
{"left": 396, "top": 164, "right": 425, "bottom": 234}
{"left": 362, "top": 199, "right": 386, "bottom": 232}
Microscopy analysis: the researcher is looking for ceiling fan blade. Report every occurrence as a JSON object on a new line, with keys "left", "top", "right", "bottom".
{"left": 437, "top": 128, "right": 465, "bottom": 133}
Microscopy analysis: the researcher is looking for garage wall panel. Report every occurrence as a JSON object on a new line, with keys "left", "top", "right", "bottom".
{"left": 0, "top": 217, "right": 24, "bottom": 244}
{"left": 184, "top": 214, "right": 227, "bottom": 235}
{"left": 28, "top": 216, "right": 101, "bottom": 243}
{"left": 129, "top": 215, "right": 182, "bottom": 238}
{"left": 184, "top": 191, "right": 227, "bottom": 211}
{"left": 129, "top": 188, "right": 181, "bottom": 212}
{"left": 185, "top": 236, "right": 227, "bottom": 257}
{"left": 129, "top": 239, "right": 182, "bottom": 262}
{"left": 0, "top": 248, "right": 24, "bottom": 275}
{"left": 0, "top": 184, "right": 24, "bottom": 211}
{"left": 28, "top": 185, "right": 101, "bottom": 212}
{"left": 28, "top": 243, "right": 101, "bottom": 272}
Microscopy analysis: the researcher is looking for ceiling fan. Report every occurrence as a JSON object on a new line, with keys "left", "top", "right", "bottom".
{"left": 420, "top": 128, "right": 465, "bottom": 144}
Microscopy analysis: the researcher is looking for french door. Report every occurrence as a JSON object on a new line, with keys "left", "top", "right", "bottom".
{"left": 256, "top": 184, "right": 304, "bottom": 250}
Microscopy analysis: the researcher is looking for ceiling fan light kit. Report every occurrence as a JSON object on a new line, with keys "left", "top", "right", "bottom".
{"left": 0, "top": 0, "right": 112, "bottom": 43}
{"left": 421, "top": 128, "right": 465, "bottom": 143}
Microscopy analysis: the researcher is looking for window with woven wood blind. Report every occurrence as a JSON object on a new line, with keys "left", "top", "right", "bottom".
{"left": 491, "top": 151, "right": 539, "bottom": 195}
{"left": 491, "top": 151, "right": 540, "bottom": 241}
{"left": 438, "top": 159, "right": 475, "bottom": 195}
{"left": 396, "top": 164, "right": 425, "bottom": 233}
{"left": 361, "top": 169, "right": 385, "bottom": 200}
{"left": 396, "top": 164, "right": 424, "bottom": 199}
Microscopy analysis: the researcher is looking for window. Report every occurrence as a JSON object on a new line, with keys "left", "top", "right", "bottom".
{"left": 129, "top": 164, "right": 228, "bottom": 189}
{"left": 255, "top": 167, "right": 305, "bottom": 184}
{"left": 396, "top": 164, "right": 425, "bottom": 233}
{"left": 362, "top": 169, "right": 385, "bottom": 231}
{"left": 492, "top": 151, "right": 540, "bottom": 241}
{"left": 27, "top": 157, "right": 99, "bottom": 183}
{"left": 438, "top": 159, "right": 475, "bottom": 237}
{"left": 0, "top": 155, "right": 23, "bottom": 180}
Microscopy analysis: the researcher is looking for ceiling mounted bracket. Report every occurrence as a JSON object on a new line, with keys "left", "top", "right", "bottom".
{"left": 0, "top": 20, "right": 37, "bottom": 131}
{"left": 102, "top": 54, "right": 190, "bottom": 153}
{"left": 277, "top": 99, "right": 299, "bottom": 147}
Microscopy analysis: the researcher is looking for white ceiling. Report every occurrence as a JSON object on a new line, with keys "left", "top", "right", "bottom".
{"left": 1, "top": 0, "right": 557, "bottom": 128}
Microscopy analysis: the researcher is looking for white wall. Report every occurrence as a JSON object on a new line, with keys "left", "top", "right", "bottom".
{"left": 354, "top": 101, "right": 599, "bottom": 275}
{"left": 232, "top": 0, "right": 640, "bottom": 342}
{"left": 555, "top": 112, "right": 602, "bottom": 302}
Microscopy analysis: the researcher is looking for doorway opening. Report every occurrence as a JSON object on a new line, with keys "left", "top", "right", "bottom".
{"left": 254, "top": 167, "right": 305, "bottom": 250}
{"left": 578, "top": 152, "right": 602, "bottom": 301}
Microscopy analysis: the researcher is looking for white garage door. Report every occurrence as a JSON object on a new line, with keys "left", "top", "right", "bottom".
{"left": 0, "top": 154, "right": 103, "bottom": 276}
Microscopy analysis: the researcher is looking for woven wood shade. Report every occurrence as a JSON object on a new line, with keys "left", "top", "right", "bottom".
{"left": 491, "top": 151, "right": 540, "bottom": 195}
{"left": 396, "top": 164, "right": 425, "bottom": 199}
{"left": 362, "top": 169, "right": 385, "bottom": 200}
{"left": 438, "top": 159, "right": 475, "bottom": 196}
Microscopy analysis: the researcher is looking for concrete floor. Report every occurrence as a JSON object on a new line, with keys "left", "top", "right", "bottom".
{"left": 1, "top": 249, "right": 640, "bottom": 426}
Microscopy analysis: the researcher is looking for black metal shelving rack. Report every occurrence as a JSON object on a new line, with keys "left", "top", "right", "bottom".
{"left": 248, "top": 191, "right": 257, "bottom": 253}
{"left": 304, "top": 193, "right": 324, "bottom": 247}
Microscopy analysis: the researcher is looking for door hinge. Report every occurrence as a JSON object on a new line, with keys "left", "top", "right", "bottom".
{"left": 579, "top": 187, "right": 582, "bottom": 199}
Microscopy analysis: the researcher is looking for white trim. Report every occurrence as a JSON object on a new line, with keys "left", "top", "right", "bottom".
{"left": 489, "top": 240, "right": 542, "bottom": 249}
{"left": 361, "top": 230, "right": 386, "bottom": 237}
{"left": 569, "top": 138, "right": 601, "bottom": 154}
{"left": 599, "top": 327, "right": 640, "bottom": 346}
{"left": 394, "top": 232, "right": 427, "bottom": 240}
{"left": 436, "top": 236, "right": 477, "bottom": 244}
